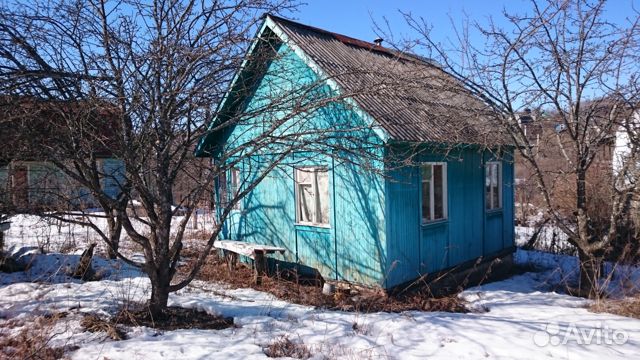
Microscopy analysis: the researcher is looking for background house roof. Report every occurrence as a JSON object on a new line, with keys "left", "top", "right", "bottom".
{"left": 268, "top": 15, "right": 510, "bottom": 146}
{"left": 0, "top": 97, "right": 120, "bottom": 164}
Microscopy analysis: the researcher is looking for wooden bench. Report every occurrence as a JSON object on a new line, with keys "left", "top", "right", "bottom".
{"left": 214, "top": 240, "right": 286, "bottom": 285}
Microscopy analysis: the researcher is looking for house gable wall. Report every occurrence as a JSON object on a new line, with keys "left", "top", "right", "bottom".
{"left": 219, "top": 40, "right": 388, "bottom": 285}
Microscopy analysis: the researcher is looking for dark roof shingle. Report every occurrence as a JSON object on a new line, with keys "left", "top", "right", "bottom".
{"left": 269, "top": 15, "right": 510, "bottom": 145}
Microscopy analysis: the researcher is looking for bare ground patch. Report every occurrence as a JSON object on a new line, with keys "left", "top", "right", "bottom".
{"left": 178, "top": 248, "right": 470, "bottom": 313}
{"left": 590, "top": 296, "right": 640, "bottom": 319}
{"left": 0, "top": 312, "right": 76, "bottom": 360}
{"left": 114, "top": 305, "right": 234, "bottom": 331}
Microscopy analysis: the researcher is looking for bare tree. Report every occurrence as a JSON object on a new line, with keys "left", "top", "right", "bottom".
{"left": 0, "top": 98, "right": 128, "bottom": 259}
{"left": 0, "top": 0, "right": 396, "bottom": 315}
{"left": 0, "top": 0, "right": 302, "bottom": 314}
{"left": 398, "top": 0, "right": 640, "bottom": 296}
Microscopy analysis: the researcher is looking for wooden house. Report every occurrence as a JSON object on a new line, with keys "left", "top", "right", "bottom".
{"left": 196, "top": 15, "right": 515, "bottom": 289}
{"left": 0, "top": 98, "right": 124, "bottom": 210}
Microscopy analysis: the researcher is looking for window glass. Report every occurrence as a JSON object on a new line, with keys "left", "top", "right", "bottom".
{"left": 421, "top": 179, "right": 431, "bottom": 222}
{"left": 485, "top": 164, "right": 493, "bottom": 208}
{"left": 421, "top": 163, "right": 447, "bottom": 222}
{"left": 295, "top": 168, "right": 329, "bottom": 226}
{"left": 316, "top": 169, "right": 329, "bottom": 224}
{"left": 298, "top": 183, "right": 314, "bottom": 222}
{"left": 231, "top": 168, "right": 241, "bottom": 210}
{"left": 485, "top": 162, "right": 502, "bottom": 210}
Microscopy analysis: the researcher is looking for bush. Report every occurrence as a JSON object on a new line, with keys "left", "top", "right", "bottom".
{"left": 264, "top": 336, "right": 311, "bottom": 359}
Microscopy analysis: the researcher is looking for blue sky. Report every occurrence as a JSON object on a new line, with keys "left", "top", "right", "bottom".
{"left": 290, "top": 0, "right": 638, "bottom": 45}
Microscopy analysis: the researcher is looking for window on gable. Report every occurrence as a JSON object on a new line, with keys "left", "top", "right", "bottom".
{"left": 421, "top": 163, "right": 447, "bottom": 223}
{"left": 295, "top": 167, "right": 329, "bottom": 226}
{"left": 485, "top": 161, "right": 502, "bottom": 210}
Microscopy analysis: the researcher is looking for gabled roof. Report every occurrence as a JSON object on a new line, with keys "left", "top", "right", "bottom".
{"left": 268, "top": 15, "right": 509, "bottom": 145}
{"left": 197, "top": 14, "right": 509, "bottom": 155}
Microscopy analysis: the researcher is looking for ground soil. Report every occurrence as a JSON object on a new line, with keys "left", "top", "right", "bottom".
{"left": 113, "top": 305, "right": 234, "bottom": 331}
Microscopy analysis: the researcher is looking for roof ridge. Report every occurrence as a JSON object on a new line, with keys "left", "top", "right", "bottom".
{"left": 265, "top": 13, "right": 432, "bottom": 65}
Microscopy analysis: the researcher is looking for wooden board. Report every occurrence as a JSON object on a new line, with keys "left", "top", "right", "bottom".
{"left": 214, "top": 240, "right": 286, "bottom": 259}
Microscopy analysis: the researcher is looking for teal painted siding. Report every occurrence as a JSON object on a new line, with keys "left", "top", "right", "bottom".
{"left": 226, "top": 154, "right": 387, "bottom": 285}
{"left": 448, "top": 152, "right": 484, "bottom": 266}
{"left": 218, "top": 39, "right": 388, "bottom": 285}
{"left": 211, "top": 30, "right": 514, "bottom": 289}
{"left": 333, "top": 158, "right": 386, "bottom": 284}
{"left": 385, "top": 165, "right": 421, "bottom": 287}
{"left": 384, "top": 146, "right": 515, "bottom": 288}
{"left": 502, "top": 156, "right": 516, "bottom": 249}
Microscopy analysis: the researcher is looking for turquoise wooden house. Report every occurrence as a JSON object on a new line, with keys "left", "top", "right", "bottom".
{"left": 196, "top": 15, "right": 515, "bottom": 289}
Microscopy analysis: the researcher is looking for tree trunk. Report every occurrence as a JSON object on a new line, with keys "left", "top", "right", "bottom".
{"left": 574, "top": 166, "right": 603, "bottom": 298}
{"left": 148, "top": 271, "right": 171, "bottom": 315}
{"left": 148, "top": 213, "right": 173, "bottom": 316}
{"left": 107, "top": 220, "right": 122, "bottom": 260}
{"left": 577, "top": 248, "right": 602, "bottom": 298}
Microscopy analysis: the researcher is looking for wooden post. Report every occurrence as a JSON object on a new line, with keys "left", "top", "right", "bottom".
{"left": 224, "top": 250, "right": 238, "bottom": 273}
{"left": 193, "top": 210, "right": 198, "bottom": 230}
{"left": 254, "top": 250, "right": 266, "bottom": 285}
{"left": 72, "top": 243, "right": 96, "bottom": 280}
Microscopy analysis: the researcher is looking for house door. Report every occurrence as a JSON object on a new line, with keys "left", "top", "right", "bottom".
{"left": 11, "top": 165, "right": 29, "bottom": 208}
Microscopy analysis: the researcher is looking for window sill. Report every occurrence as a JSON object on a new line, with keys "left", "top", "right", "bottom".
{"left": 295, "top": 222, "right": 331, "bottom": 231}
{"left": 486, "top": 209, "right": 503, "bottom": 216}
{"left": 421, "top": 219, "right": 448, "bottom": 227}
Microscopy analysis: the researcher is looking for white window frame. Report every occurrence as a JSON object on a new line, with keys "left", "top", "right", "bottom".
{"left": 294, "top": 167, "right": 330, "bottom": 227}
{"left": 485, "top": 161, "right": 503, "bottom": 211}
{"left": 421, "top": 162, "right": 448, "bottom": 223}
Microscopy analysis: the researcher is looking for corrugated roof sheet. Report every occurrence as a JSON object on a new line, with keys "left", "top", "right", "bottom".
{"left": 269, "top": 15, "right": 511, "bottom": 146}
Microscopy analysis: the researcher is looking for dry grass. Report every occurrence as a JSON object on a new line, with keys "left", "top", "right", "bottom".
{"left": 0, "top": 312, "right": 74, "bottom": 360}
{"left": 113, "top": 305, "right": 234, "bottom": 331}
{"left": 178, "top": 248, "right": 470, "bottom": 314}
{"left": 590, "top": 296, "right": 640, "bottom": 319}
{"left": 82, "top": 303, "right": 234, "bottom": 333}
{"left": 264, "top": 336, "right": 311, "bottom": 359}
{"left": 81, "top": 314, "right": 127, "bottom": 340}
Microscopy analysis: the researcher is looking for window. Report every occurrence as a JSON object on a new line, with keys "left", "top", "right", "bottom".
{"left": 217, "top": 167, "right": 241, "bottom": 210}
{"left": 230, "top": 168, "right": 241, "bottom": 210}
{"left": 295, "top": 167, "right": 329, "bottom": 226}
{"left": 421, "top": 163, "right": 447, "bottom": 222}
{"left": 485, "top": 161, "right": 502, "bottom": 210}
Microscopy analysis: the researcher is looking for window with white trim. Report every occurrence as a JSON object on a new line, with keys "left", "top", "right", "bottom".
{"left": 485, "top": 161, "right": 502, "bottom": 210}
{"left": 421, "top": 163, "right": 447, "bottom": 222}
{"left": 295, "top": 167, "right": 329, "bottom": 226}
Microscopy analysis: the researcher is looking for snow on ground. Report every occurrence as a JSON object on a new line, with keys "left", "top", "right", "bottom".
{"left": 516, "top": 225, "right": 575, "bottom": 254}
{"left": 2, "top": 213, "right": 214, "bottom": 257}
{"left": 1, "top": 217, "right": 640, "bottom": 359}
